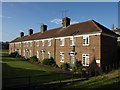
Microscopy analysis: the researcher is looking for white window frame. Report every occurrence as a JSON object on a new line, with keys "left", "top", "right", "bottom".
{"left": 41, "top": 51, "right": 45, "bottom": 60}
{"left": 48, "top": 51, "right": 51, "bottom": 58}
{"left": 29, "top": 50, "right": 32, "bottom": 57}
{"left": 60, "top": 52, "right": 64, "bottom": 62}
{"left": 83, "top": 35, "right": 89, "bottom": 46}
{"left": 60, "top": 38, "right": 64, "bottom": 46}
{"left": 24, "top": 50, "right": 25, "bottom": 56}
{"left": 36, "top": 51, "right": 39, "bottom": 59}
{"left": 42, "top": 40, "right": 44, "bottom": 46}
{"left": 37, "top": 41, "right": 39, "bottom": 47}
{"left": 30, "top": 42, "right": 32, "bottom": 47}
{"left": 26, "top": 42, "right": 28, "bottom": 47}
{"left": 48, "top": 40, "right": 51, "bottom": 46}
{"left": 82, "top": 54, "right": 89, "bottom": 66}
{"left": 70, "top": 36, "right": 76, "bottom": 46}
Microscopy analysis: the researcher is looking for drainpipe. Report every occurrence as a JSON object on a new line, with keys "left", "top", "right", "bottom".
{"left": 53, "top": 37, "right": 56, "bottom": 61}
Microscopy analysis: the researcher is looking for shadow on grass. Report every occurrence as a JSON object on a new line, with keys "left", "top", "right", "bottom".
{"left": 2, "top": 63, "right": 74, "bottom": 90}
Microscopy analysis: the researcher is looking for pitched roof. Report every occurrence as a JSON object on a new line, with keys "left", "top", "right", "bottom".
{"left": 10, "top": 20, "right": 117, "bottom": 43}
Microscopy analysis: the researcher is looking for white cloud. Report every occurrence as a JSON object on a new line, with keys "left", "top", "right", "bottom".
{"left": 70, "top": 21, "right": 79, "bottom": 24}
{"left": 50, "top": 19, "right": 62, "bottom": 25}
{"left": 51, "top": 18, "right": 79, "bottom": 25}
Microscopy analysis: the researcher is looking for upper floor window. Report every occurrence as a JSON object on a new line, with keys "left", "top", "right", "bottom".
{"left": 60, "top": 38, "right": 64, "bottom": 46}
{"left": 70, "top": 37, "right": 76, "bottom": 46}
{"left": 42, "top": 40, "right": 44, "bottom": 46}
{"left": 48, "top": 40, "right": 51, "bottom": 46}
{"left": 37, "top": 41, "right": 39, "bottom": 47}
{"left": 83, "top": 35, "right": 89, "bottom": 45}
{"left": 30, "top": 42, "right": 32, "bottom": 47}
{"left": 82, "top": 54, "right": 89, "bottom": 66}
{"left": 60, "top": 52, "right": 64, "bottom": 62}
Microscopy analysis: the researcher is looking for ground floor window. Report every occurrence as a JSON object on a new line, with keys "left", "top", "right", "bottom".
{"left": 82, "top": 54, "right": 89, "bottom": 66}
{"left": 48, "top": 51, "right": 51, "bottom": 58}
{"left": 60, "top": 52, "right": 64, "bottom": 62}
{"left": 41, "top": 52, "right": 45, "bottom": 60}
{"left": 36, "top": 51, "right": 39, "bottom": 59}
{"left": 29, "top": 50, "right": 32, "bottom": 57}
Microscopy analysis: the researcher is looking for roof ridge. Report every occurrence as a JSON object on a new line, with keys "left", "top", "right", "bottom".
{"left": 90, "top": 20, "right": 102, "bottom": 32}
{"left": 67, "top": 19, "right": 93, "bottom": 27}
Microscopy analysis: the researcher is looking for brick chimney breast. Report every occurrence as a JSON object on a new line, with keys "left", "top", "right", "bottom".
{"left": 20, "top": 32, "right": 24, "bottom": 37}
{"left": 62, "top": 17, "right": 70, "bottom": 28}
{"left": 41, "top": 24, "right": 47, "bottom": 33}
{"left": 29, "top": 29, "right": 33, "bottom": 35}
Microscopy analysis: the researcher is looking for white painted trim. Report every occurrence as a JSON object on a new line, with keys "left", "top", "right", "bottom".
{"left": 101, "top": 33, "right": 117, "bottom": 38}
{"left": 75, "top": 33, "right": 101, "bottom": 38}
{"left": 96, "top": 60, "right": 100, "bottom": 63}
{"left": 22, "top": 40, "right": 33, "bottom": 43}
{"left": 14, "top": 42, "right": 21, "bottom": 44}
{"left": 34, "top": 38, "right": 53, "bottom": 41}
{"left": 60, "top": 61, "right": 64, "bottom": 63}
{"left": 10, "top": 32, "right": 101, "bottom": 44}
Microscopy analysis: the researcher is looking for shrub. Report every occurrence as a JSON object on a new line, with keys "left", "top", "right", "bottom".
{"left": 10, "top": 52, "right": 20, "bottom": 58}
{"left": 42, "top": 57, "right": 57, "bottom": 67}
{"left": 29, "top": 56, "right": 38, "bottom": 63}
{"left": 72, "top": 61, "right": 83, "bottom": 73}
{"left": 60, "top": 63, "right": 70, "bottom": 70}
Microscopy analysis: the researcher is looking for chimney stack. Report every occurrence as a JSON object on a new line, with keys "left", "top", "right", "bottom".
{"left": 41, "top": 24, "right": 47, "bottom": 33}
{"left": 20, "top": 32, "right": 24, "bottom": 37}
{"left": 29, "top": 29, "right": 33, "bottom": 35}
{"left": 62, "top": 17, "right": 70, "bottom": 28}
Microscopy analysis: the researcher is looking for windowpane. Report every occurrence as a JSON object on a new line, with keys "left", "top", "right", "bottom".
{"left": 82, "top": 54, "right": 89, "bottom": 66}
{"left": 60, "top": 38, "right": 64, "bottom": 46}
{"left": 48, "top": 40, "right": 51, "bottom": 46}
{"left": 83, "top": 36, "right": 89, "bottom": 45}
{"left": 60, "top": 52, "right": 64, "bottom": 62}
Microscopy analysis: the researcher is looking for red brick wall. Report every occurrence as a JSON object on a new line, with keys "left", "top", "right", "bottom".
{"left": 101, "top": 34, "right": 117, "bottom": 71}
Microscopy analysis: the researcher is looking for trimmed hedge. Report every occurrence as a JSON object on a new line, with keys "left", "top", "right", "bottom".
{"left": 10, "top": 52, "right": 21, "bottom": 58}
{"left": 60, "top": 63, "right": 70, "bottom": 70}
{"left": 42, "top": 57, "right": 58, "bottom": 67}
{"left": 29, "top": 56, "right": 38, "bottom": 63}
{"left": 72, "top": 61, "right": 83, "bottom": 73}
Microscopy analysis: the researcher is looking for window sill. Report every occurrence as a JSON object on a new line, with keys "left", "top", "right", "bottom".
{"left": 60, "top": 61, "right": 64, "bottom": 63}
{"left": 60, "top": 45, "right": 64, "bottom": 46}
{"left": 83, "top": 44, "right": 89, "bottom": 46}
{"left": 83, "top": 65, "right": 89, "bottom": 66}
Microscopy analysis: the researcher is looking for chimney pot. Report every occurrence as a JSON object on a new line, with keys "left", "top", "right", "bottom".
{"left": 20, "top": 32, "right": 24, "bottom": 37}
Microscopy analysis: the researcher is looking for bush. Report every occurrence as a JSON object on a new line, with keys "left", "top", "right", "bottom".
{"left": 72, "top": 61, "right": 83, "bottom": 73}
{"left": 42, "top": 57, "right": 57, "bottom": 67}
{"left": 29, "top": 56, "right": 38, "bottom": 62}
{"left": 60, "top": 63, "right": 70, "bottom": 70}
{"left": 10, "top": 52, "right": 21, "bottom": 58}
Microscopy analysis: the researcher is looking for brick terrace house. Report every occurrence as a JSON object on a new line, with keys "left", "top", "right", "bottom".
{"left": 112, "top": 28, "right": 120, "bottom": 41}
{"left": 9, "top": 17, "right": 118, "bottom": 72}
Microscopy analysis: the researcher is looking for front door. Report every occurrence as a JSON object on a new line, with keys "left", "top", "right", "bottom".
{"left": 70, "top": 54, "right": 75, "bottom": 67}
{"left": 25, "top": 50, "right": 29, "bottom": 59}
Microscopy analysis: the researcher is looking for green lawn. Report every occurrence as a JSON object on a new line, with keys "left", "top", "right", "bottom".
{"left": 2, "top": 50, "right": 73, "bottom": 88}
{"left": 60, "top": 69, "right": 120, "bottom": 89}
{"left": 2, "top": 50, "right": 120, "bottom": 89}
